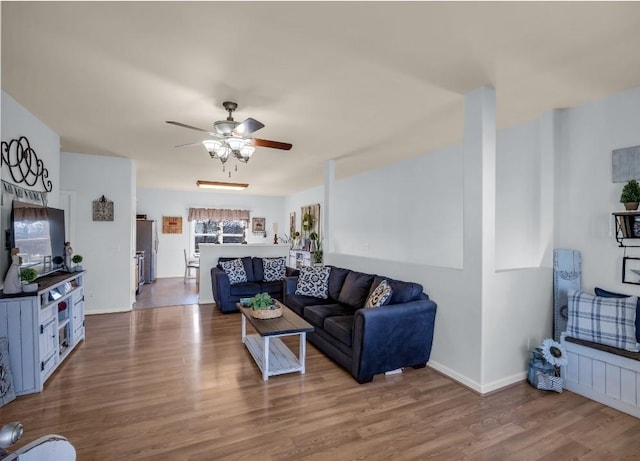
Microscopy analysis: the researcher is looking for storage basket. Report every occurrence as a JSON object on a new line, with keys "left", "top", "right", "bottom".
{"left": 250, "top": 304, "right": 283, "bottom": 319}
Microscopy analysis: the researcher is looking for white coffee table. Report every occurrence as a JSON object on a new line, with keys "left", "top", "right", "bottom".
{"left": 238, "top": 301, "right": 314, "bottom": 381}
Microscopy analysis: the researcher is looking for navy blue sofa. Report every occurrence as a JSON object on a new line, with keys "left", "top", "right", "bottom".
{"left": 210, "top": 256, "right": 299, "bottom": 313}
{"left": 284, "top": 266, "right": 437, "bottom": 383}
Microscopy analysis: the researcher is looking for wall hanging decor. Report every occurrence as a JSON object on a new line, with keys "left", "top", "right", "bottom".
{"left": 252, "top": 217, "right": 266, "bottom": 234}
{"left": 92, "top": 195, "right": 114, "bottom": 221}
{"left": 1, "top": 136, "right": 52, "bottom": 206}
{"left": 612, "top": 145, "right": 640, "bottom": 183}
{"left": 622, "top": 257, "right": 640, "bottom": 285}
{"left": 162, "top": 216, "right": 183, "bottom": 234}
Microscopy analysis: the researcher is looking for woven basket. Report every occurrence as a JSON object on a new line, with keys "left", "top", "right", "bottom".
{"left": 250, "top": 304, "right": 283, "bottom": 319}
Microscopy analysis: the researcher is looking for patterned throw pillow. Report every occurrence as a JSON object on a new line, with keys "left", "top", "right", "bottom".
{"left": 365, "top": 279, "right": 393, "bottom": 308}
{"left": 220, "top": 258, "right": 247, "bottom": 285}
{"left": 295, "top": 266, "right": 330, "bottom": 299}
{"left": 263, "top": 257, "right": 286, "bottom": 282}
{"left": 567, "top": 289, "right": 640, "bottom": 352}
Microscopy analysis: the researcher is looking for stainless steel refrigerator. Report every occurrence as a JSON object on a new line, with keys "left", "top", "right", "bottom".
{"left": 136, "top": 220, "right": 158, "bottom": 283}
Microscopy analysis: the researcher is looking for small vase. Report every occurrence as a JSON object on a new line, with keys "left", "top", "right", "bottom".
{"left": 22, "top": 282, "right": 38, "bottom": 293}
{"left": 624, "top": 202, "right": 639, "bottom": 211}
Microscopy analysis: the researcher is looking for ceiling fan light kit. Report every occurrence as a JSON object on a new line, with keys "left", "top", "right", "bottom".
{"left": 196, "top": 180, "right": 249, "bottom": 191}
{"left": 167, "top": 101, "right": 292, "bottom": 177}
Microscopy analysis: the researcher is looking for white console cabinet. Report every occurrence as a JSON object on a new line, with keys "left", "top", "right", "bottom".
{"left": 0, "top": 271, "right": 85, "bottom": 395}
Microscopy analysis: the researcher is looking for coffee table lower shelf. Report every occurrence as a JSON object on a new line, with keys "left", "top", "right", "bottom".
{"left": 243, "top": 333, "right": 306, "bottom": 381}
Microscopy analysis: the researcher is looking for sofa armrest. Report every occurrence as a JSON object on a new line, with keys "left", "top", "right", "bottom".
{"left": 210, "top": 267, "right": 231, "bottom": 305}
{"left": 351, "top": 298, "right": 437, "bottom": 383}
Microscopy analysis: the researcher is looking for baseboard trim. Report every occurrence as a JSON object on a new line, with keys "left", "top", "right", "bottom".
{"left": 428, "top": 361, "right": 526, "bottom": 395}
{"left": 86, "top": 306, "right": 132, "bottom": 315}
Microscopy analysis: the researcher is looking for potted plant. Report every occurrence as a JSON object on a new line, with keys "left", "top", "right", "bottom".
{"left": 248, "top": 292, "right": 282, "bottom": 319}
{"left": 20, "top": 267, "right": 38, "bottom": 293}
{"left": 621, "top": 179, "right": 640, "bottom": 210}
{"left": 72, "top": 254, "right": 83, "bottom": 271}
{"left": 309, "top": 231, "right": 318, "bottom": 252}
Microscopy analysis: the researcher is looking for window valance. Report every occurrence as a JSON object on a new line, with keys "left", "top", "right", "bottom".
{"left": 187, "top": 208, "right": 249, "bottom": 222}
{"left": 13, "top": 204, "right": 49, "bottom": 222}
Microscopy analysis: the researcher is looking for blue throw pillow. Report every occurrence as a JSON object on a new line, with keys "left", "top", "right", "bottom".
{"left": 594, "top": 287, "right": 640, "bottom": 343}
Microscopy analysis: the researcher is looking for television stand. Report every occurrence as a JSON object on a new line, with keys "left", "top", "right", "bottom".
{"left": 0, "top": 271, "right": 85, "bottom": 395}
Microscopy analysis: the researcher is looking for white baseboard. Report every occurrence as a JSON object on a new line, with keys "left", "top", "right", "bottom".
{"left": 428, "top": 360, "right": 526, "bottom": 395}
{"left": 86, "top": 306, "right": 132, "bottom": 315}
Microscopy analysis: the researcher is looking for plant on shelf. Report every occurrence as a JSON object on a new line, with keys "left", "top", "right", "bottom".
{"left": 52, "top": 256, "right": 64, "bottom": 267}
{"left": 249, "top": 292, "right": 276, "bottom": 310}
{"left": 71, "top": 254, "right": 83, "bottom": 271}
{"left": 20, "top": 267, "right": 39, "bottom": 292}
{"left": 20, "top": 268, "right": 38, "bottom": 284}
{"left": 620, "top": 179, "right": 640, "bottom": 210}
{"left": 302, "top": 213, "right": 314, "bottom": 233}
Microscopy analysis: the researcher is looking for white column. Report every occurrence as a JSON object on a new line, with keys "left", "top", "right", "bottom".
{"left": 324, "top": 160, "right": 335, "bottom": 254}
{"left": 463, "top": 86, "right": 496, "bottom": 386}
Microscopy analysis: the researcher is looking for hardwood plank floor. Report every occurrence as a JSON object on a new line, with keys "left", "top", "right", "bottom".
{"left": 2, "top": 304, "right": 639, "bottom": 460}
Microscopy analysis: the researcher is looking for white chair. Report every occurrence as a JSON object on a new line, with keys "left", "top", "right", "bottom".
{"left": 0, "top": 422, "right": 75, "bottom": 461}
{"left": 184, "top": 249, "right": 199, "bottom": 284}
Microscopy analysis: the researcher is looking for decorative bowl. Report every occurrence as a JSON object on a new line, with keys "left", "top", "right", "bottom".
{"left": 250, "top": 303, "right": 283, "bottom": 319}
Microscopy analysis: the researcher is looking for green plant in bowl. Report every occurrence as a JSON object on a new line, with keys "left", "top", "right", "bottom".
{"left": 249, "top": 293, "right": 275, "bottom": 310}
{"left": 20, "top": 267, "right": 38, "bottom": 283}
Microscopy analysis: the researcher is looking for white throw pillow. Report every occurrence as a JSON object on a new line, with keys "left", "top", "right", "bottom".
{"left": 220, "top": 258, "right": 247, "bottom": 285}
{"left": 365, "top": 279, "right": 393, "bottom": 308}
{"left": 263, "top": 257, "right": 286, "bottom": 282}
{"left": 295, "top": 266, "right": 330, "bottom": 299}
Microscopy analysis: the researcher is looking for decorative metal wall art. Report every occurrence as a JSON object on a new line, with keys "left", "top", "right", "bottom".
{"left": 1, "top": 136, "right": 52, "bottom": 192}
{"left": 92, "top": 195, "right": 114, "bottom": 221}
{"left": 162, "top": 216, "right": 183, "bottom": 234}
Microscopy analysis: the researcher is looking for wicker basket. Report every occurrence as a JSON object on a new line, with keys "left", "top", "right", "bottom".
{"left": 249, "top": 304, "right": 283, "bottom": 319}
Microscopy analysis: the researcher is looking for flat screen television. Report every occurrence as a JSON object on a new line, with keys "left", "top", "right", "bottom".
{"left": 10, "top": 201, "right": 66, "bottom": 277}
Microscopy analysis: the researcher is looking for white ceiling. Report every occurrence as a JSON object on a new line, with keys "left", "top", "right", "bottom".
{"left": 3, "top": 2, "right": 640, "bottom": 196}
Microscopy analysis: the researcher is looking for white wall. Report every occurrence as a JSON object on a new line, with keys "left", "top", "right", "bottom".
{"left": 60, "top": 152, "right": 136, "bottom": 314}
{"left": 332, "top": 146, "right": 464, "bottom": 268}
{"left": 496, "top": 120, "right": 541, "bottom": 270}
{"left": 136, "top": 188, "right": 285, "bottom": 278}
{"left": 1, "top": 91, "right": 61, "bottom": 282}
{"left": 556, "top": 86, "right": 640, "bottom": 296}
{"left": 284, "top": 184, "right": 324, "bottom": 239}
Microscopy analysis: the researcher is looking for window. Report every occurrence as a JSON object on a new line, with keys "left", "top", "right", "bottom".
{"left": 191, "top": 219, "right": 247, "bottom": 254}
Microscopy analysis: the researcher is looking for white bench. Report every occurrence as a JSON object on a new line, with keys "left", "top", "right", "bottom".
{"left": 561, "top": 333, "right": 640, "bottom": 418}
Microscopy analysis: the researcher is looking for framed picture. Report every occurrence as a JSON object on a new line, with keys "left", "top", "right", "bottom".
{"left": 252, "top": 217, "right": 265, "bottom": 233}
{"left": 289, "top": 211, "right": 296, "bottom": 236}
{"left": 162, "top": 216, "right": 183, "bottom": 234}
{"left": 622, "top": 257, "right": 640, "bottom": 285}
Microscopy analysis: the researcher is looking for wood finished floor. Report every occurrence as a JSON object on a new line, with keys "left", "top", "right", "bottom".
{"left": 2, "top": 303, "right": 640, "bottom": 459}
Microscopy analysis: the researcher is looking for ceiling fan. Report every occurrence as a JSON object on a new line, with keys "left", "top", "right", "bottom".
{"left": 166, "top": 101, "right": 292, "bottom": 175}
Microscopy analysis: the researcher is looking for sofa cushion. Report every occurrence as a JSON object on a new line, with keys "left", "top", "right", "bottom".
{"left": 220, "top": 258, "right": 248, "bottom": 285}
{"left": 327, "top": 266, "right": 350, "bottom": 301}
{"left": 365, "top": 279, "right": 393, "bottom": 308}
{"left": 262, "top": 257, "right": 286, "bottom": 282}
{"left": 285, "top": 293, "right": 333, "bottom": 316}
{"left": 252, "top": 257, "right": 264, "bottom": 282}
{"left": 370, "top": 275, "right": 423, "bottom": 304}
{"left": 219, "top": 256, "right": 254, "bottom": 281}
{"left": 260, "top": 280, "right": 284, "bottom": 297}
{"left": 595, "top": 287, "right": 640, "bottom": 342}
{"left": 295, "top": 266, "right": 330, "bottom": 299}
{"left": 304, "top": 304, "right": 354, "bottom": 328}
{"left": 229, "top": 282, "right": 261, "bottom": 296}
{"left": 324, "top": 316, "right": 354, "bottom": 347}
{"left": 567, "top": 289, "right": 640, "bottom": 352}
{"left": 338, "top": 271, "right": 374, "bottom": 309}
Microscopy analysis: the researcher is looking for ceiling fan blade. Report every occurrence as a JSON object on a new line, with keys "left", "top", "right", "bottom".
{"left": 252, "top": 138, "right": 293, "bottom": 151}
{"left": 174, "top": 142, "right": 203, "bottom": 148}
{"left": 233, "top": 117, "right": 265, "bottom": 136}
{"left": 166, "top": 121, "right": 210, "bottom": 133}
